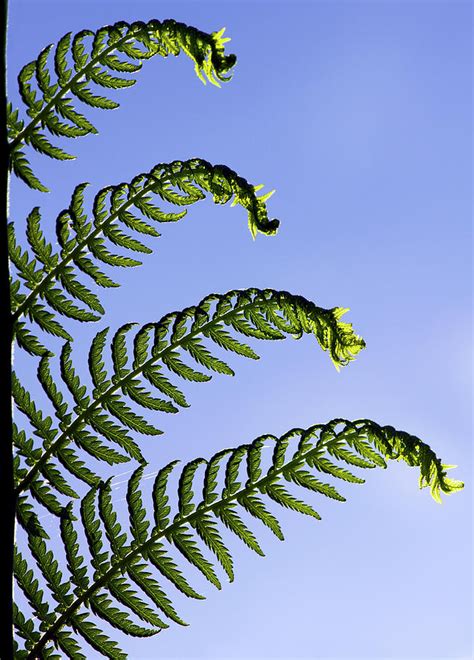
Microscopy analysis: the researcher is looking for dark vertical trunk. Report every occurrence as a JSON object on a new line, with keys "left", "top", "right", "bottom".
{"left": 0, "top": 0, "right": 14, "bottom": 657}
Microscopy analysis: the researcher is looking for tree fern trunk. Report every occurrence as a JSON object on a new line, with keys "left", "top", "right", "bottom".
{"left": 1, "top": 0, "right": 14, "bottom": 657}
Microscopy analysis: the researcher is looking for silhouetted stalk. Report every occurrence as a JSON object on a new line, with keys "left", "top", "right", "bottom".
{"left": 0, "top": 1, "right": 15, "bottom": 657}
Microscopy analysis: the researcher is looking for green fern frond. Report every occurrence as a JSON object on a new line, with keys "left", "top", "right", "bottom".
{"left": 19, "top": 418, "right": 462, "bottom": 659}
{"left": 8, "top": 20, "right": 237, "bottom": 190}
{"left": 11, "top": 159, "right": 279, "bottom": 345}
{"left": 14, "top": 288, "right": 364, "bottom": 503}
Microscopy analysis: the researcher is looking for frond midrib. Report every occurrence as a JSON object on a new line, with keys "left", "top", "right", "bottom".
{"left": 15, "top": 295, "right": 275, "bottom": 496}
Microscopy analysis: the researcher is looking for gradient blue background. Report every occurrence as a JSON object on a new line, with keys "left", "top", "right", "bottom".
{"left": 8, "top": 1, "right": 472, "bottom": 658}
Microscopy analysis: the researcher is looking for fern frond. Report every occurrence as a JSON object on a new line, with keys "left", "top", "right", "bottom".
{"left": 14, "top": 288, "right": 364, "bottom": 502}
{"left": 21, "top": 418, "right": 462, "bottom": 658}
{"left": 11, "top": 159, "right": 279, "bottom": 345}
{"left": 8, "top": 20, "right": 237, "bottom": 190}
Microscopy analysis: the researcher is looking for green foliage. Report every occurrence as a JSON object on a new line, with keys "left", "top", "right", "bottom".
{"left": 7, "top": 14, "right": 463, "bottom": 660}
{"left": 15, "top": 420, "right": 463, "bottom": 658}
{"left": 10, "top": 158, "right": 279, "bottom": 356}
{"left": 8, "top": 19, "right": 236, "bottom": 191}
{"left": 13, "top": 287, "right": 365, "bottom": 515}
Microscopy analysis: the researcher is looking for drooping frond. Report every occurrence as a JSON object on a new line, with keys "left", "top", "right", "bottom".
{"left": 10, "top": 159, "right": 279, "bottom": 355}
{"left": 14, "top": 288, "right": 364, "bottom": 505}
{"left": 17, "top": 418, "right": 463, "bottom": 659}
{"left": 7, "top": 20, "right": 236, "bottom": 191}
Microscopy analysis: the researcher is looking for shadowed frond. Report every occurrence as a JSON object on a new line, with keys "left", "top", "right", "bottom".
{"left": 13, "top": 288, "right": 365, "bottom": 509}
{"left": 10, "top": 159, "right": 279, "bottom": 355}
{"left": 8, "top": 20, "right": 236, "bottom": 191}
{"left": 16, "top": 418, "right": 463, "bottom": 658}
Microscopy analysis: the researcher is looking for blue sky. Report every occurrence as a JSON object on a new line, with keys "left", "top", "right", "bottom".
{"left": 8, "top": 1, "right": 472, "bottom": 658}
